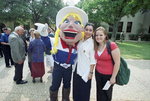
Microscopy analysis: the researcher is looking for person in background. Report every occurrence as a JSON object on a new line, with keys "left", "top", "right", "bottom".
{"left": 0, "top": 35, "right": 3, "bottom": 57}
{"left": 27, "top": 30, "right": 30, "bottom": 37}
{"left": 8, "top": 26, "right": 28, "bottom": 84}
{"left": 120, "top": 31, "right": 124, "bottom": 43}
{"left": 51, "top": 31, "right": 54, "bottom": 35}
{"left": 48, "top": 27, "right": 54, "bottom": 37}
{"left": 93, "top": 26, "right": 120, "bottom": 101}
{"left": 1, "top": 28, "right": 14, "bottom": 67}
{"left": 73, "top": 22, "right": 96, "bottom": 101}
{"left": 0, "top": 28, "right": 7, "bottom": 58}
{"left": 27, "top": 28, "right": 35, "bottom": 71}
{"left": 26, "top": 30, "right": 46, "bottom": 83}
{"left": 21, "top": 30, "right": 28, "bottom": 39}
{"left": 46, "top": 27, "right": 54, "bottom": 74}
{"left": 137, "top": 32, "right": 142, "bottom": 44}
{"left": 29, "top": 28, "right": 35, "bottom": 41}
{"left": 21, "top": 30, "right": 28, "bottom": 56}
{"left": 2, "top": 28, "right": 7, "bottom": 34}
{"left": 46, "top": 47, "right": 54, "bottom": 74}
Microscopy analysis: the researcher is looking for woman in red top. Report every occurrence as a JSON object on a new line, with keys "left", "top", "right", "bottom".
{"left": 93, "top": 27, "right": 120, "bottom": 101}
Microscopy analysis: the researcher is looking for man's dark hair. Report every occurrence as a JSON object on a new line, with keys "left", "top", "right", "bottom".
{"left": 2, "top": 28, "right": 7, "bottom": 31}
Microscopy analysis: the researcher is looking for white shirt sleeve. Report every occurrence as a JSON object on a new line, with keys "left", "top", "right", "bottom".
{"left": 90, "top": 46, "right": 96, "bottom": 65}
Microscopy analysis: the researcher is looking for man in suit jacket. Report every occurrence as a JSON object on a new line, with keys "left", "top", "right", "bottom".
{"left": 8, "top": 26, "right": 28, "bottom": 84}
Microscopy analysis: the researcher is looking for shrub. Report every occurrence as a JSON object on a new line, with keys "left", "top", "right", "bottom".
{"left": 107, "top": 32, "right": 121, "bottom": 40}
{"left": 129, "top": 34, "right": 138, "bottom": 40}
{"left": 107, "top": 32, "right": 112, "bottom": 39}
{"left": 142, "top": 34, "right": 150, "bottom": 41}
{"left": 129, "top": 33, "right": 150, "bottom": 41}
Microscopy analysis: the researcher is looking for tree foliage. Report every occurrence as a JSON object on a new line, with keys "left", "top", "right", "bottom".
{"left": 0, "top": 0, "right": 30, "bottom": 24}
{"left": 76, "top": 0, "right": 150, "bottom": 41}
{"left": 0, "top": 0, "right": 65, "bottom": 31}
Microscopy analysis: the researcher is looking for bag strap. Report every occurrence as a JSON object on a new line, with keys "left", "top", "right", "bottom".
{"left": 106, "top": 41, "right": 114, "bottom": 64}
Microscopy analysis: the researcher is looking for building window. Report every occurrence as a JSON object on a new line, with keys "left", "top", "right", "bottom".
{"left": 118, "top": 22, "right": 123, "bottom": 32}
{"left": 126, "top": 22, "right": 132, "bottom": 33}
{"left": 109, "top": 23, "right": 113, "bottom": 32}
{"left": 148, "top": 26, "right": 150, "bottom": 33}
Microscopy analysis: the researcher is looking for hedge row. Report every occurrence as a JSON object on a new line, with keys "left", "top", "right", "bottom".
{"left": 128, "top": 34, "right": 150, "bottom": 41}
{"left": 107, "top": 32, "right": 122, "bottom": 40}
{"left": 106, "top": 32, "right": 150, "bottom": 41}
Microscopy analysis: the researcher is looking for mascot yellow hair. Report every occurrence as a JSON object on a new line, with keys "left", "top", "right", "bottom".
{"left": 51, "top": 13, "right": 85, "bottom": 54}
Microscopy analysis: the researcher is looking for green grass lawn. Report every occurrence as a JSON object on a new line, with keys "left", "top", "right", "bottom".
{"left": 44, "top": 41, "right": 150, "bottom": 60}
{"left": 116, "top": 41, "right": 150, "bottom": 60}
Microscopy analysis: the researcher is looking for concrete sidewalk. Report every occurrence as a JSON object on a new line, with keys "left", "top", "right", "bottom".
{"left": 0, "top": 57, "right": 150, "bottom": 101}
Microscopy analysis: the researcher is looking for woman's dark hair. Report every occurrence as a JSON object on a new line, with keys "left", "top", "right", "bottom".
{"left": 84, "top": 22, "right": 94, "bottom": 29}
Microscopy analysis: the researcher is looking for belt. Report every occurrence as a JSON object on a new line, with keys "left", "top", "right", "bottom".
{"left": 55, "top": 61, "right": 71, "bottom": 69}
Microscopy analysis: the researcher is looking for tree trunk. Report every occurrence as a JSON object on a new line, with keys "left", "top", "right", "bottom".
{"left": 111, "top": 20, "right": 119, "bottom": 42}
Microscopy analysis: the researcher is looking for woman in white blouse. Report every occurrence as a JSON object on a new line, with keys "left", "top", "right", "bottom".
{"left": 73, "top": 22, "right": 96, "bottom": 101}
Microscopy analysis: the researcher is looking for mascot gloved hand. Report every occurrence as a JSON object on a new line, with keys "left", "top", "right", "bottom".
{"left": 35, "top": 6, "right": 88, "bottom": 101}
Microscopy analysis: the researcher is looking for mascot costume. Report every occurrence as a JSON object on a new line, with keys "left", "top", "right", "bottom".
{"left": 35, "top": 6, "right": 88, "bottom": 101}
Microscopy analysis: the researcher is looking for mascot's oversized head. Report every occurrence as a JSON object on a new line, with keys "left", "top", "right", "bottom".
{"left": 35, "top": 6, "right": 88, "bottom": 54}
{"left": 56, "top": 6, "right": 88, "bottom": 45}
